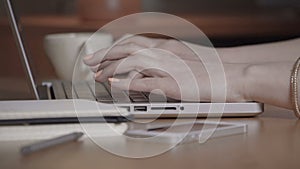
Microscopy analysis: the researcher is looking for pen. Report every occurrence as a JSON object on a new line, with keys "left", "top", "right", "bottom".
{"left": 20, "top": 132, "right": 84, "bottom": 155}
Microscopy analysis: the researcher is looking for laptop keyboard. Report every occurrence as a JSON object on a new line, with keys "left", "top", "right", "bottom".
{"left": 52, "top": 81, "right": 179, "bottom": 103}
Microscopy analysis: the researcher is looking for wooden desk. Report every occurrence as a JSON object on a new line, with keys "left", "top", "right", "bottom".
{"left": 0, "top": 105, "right": 299, "bottom": 169}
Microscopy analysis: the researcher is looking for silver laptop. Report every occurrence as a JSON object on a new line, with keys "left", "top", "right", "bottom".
{"left": 4, "top": 0, "right": 263, "bottom": 117}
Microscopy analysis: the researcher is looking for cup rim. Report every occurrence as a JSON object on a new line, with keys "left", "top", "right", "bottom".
{"left": 44, "top": 32, "right": 111, "bottom": 40}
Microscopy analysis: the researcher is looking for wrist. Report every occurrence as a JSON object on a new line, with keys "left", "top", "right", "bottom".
{"left": 243, "top": 62, "right": 292, "bottom": 108}
{"left": 224, "top": 63, "right": 251, "bottom": 102}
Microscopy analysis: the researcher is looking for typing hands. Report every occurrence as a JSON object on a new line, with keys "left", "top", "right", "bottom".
{"left": 83, "top": 35, "right": 248, "bottom": 102}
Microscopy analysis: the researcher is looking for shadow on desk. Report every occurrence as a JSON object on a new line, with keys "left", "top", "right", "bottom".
{"left": 260, "top": 104, "right": 295, "bottom": 119}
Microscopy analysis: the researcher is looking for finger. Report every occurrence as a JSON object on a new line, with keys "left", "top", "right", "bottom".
{"left": 84, "top": 42, "right": 145, "bottom": 67}
{"left": 127, "top": 70, "right": 144, "bottom": 79}
{"left": 100, "top": 42, "right": 145, "bottom": 63}
{"left": 84, "top": 35, "right": 165, "bottom": 67}
{"left": 95, "top": 57, "right": 141, "bottom": 82}
{"left": 98, "top": 51, "right": 171, "bottom": 82}
{"left": 95, "top": 43, "right": 147, "bottom": 71}
{"left": 90, "top": 60, "right": 123, "bottom": 73}
{"left": 90, "top": 64, "right": 100, "bottom": 73}
{"left": 107, "top": 71, "right": 143, "bottom": 86}
{"left": 117, "top": 35, "right": 156, "bottom": 47}
{"left": 96, "top": 60, "right": 114, "bottom": 71}
{"left": 83, "top": 43, "right": 131, "bottom": 66}
{"left": 83, "top": 52, "right": 104, "bottom": 66}
{"left": 83, "top": 39, "right": 133, "bottom": 66}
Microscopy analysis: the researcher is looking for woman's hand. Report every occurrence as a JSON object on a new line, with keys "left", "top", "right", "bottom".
{"left": 96, "top": 48, "right": 210, "bottom": 101}
{"left": 83, "top": 35, "right": 212, "bottom": 70}
{"left": 83, "top": 36, "right": 300, "bottom": 109}
{"left": 84, "top": 37, "right": 249, "bottom": 102}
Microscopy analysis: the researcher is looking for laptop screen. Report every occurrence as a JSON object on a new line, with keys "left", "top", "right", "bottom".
{"left": 0, "top": 0, "right": 39, "bottom": 100}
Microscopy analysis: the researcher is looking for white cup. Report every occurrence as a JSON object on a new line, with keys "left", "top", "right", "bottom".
{"left": 44, "top": 32, "right": 113, "bottom": 81}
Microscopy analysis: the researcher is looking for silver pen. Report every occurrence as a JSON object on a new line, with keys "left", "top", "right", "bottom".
{"left": 20, "top": 132, "right": 84, "bottom": 155}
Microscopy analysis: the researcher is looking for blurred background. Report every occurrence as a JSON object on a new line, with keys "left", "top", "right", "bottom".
{"left": 0, "top": 0, "right": 299, "bottom": 99}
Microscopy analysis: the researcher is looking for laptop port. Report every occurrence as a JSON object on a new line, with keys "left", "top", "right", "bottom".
{"left": 119, "top": 106, "right": 130, "bottom": 112}
{"left": 134, "top": 106, "right": 147, "bottom": 111}
{"left": 151, "top": 107, "right": 177, "bottom": 110}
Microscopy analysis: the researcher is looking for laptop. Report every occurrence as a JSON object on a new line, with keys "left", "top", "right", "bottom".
{"left": 3, "top": 0, "right": 263, "bottom": 118}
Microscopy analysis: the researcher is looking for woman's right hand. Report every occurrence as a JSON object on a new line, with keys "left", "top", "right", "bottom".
{"left": 83, "top": 35, "right": 215, "bottom": 71}
{"left": 84, "top": 36, "right": 249, "bottom": 102}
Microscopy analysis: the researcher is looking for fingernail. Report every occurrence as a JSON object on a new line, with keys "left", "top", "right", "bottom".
{"left": 108, "top": 78, "right": 120, "bottom": 82}
{"left": 94, "top": 70, "right": 102, "bottom": 78}
{"left": 84, "top": 54, "right": 93, "bottom": 60}
{"left": 91, "top": 64, "right": 100, "bottom": 70}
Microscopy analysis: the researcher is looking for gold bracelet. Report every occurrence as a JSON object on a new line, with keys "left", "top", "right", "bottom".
{"left": 290, "top": 57, "right": 300, "bottom": 118}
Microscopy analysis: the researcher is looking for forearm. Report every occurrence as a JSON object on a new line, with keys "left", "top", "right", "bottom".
{"left": 215, "top": 38, "right": 300, "bottom": 109}
{"left": 218, "top": 38, "right": 300, "bottom": 64}
{"left": 244, "top": 62, "right": 293, "bottom": 109}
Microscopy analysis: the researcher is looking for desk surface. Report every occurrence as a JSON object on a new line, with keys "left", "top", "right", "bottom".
{"left": 0, "top": 105, "right": 299, "bottom": 169}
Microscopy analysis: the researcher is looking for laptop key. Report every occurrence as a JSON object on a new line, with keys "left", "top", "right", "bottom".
{"left": 73, "top": 82, "right": 96, "bottom": 101}
{"left": 127, "top": 91, "right": 148, "bottom": 103}
{"left": 131, "top": 98, "right": 148, "bottom": 103}
{"left": 51, "top": 81, "right": 67, "bottom": 99}
{"left": 143, "top": 92, "right": 180, "bottom": 103}
{"left": 111, "top": 92, "right": 132, "bottom": 103}
{"left": 92, "top": 82, "right": 114, "bottom": 102}
{"left": 143, "top": 92, "right": 167, "bottom": 103}
{"left": 103, "top": 82, "right": 131, "bottom": 103}
{"left": 96, "top": 96, "right": 114, "bottom": 103}
{"left": 62, "top": 82, "right": 77, "bottom": 99}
